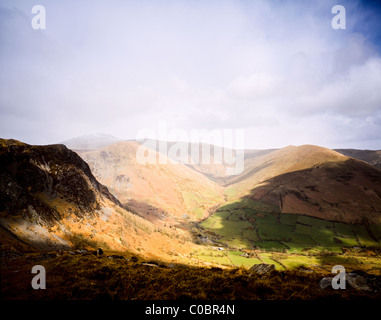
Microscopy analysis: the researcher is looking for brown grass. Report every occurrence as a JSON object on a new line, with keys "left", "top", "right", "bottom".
{"left": 1, "top": 249, "right": 380, "bottom": 300}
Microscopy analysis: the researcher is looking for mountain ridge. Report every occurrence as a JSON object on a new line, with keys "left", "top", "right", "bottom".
{"left": 0, "top": 138, "right": 198, "bottom": 262}
{"left": 225, "top": 145, "right": 381, "bottom": 224}
{"left": 2, "top": 137, "right": 380, "bottom": 258}
{"left": 60, "top": 134, "right": 122, "bottom": 151}
{"left": 74, "top": 139, "right": 381, "bottom": 225}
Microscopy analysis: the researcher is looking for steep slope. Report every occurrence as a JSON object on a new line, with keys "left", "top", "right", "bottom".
{"left": 0, "top": 139, "right": 196, "bottom": 262}
{"left": 77, "top": 141, "right": 225, "bottom": 225}
{"left": 0, "top": 139, "right": 119, "bottom": 218}
{"left": 225, "top": 145, "right": 381, "bottom": 224}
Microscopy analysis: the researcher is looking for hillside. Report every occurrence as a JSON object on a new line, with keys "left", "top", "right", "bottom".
{"left": 77, "top": 141, "right": 225, "bottom": 225}
{"left": 219, "top": 145, "right": 381, "bottom": 224}
{"left": 2, "top": 138, "right": 379, "bottom": 263}
{"left": 198, "top": 145, "right": 381, "bottom": 258}
{"left": 335, "top": 149, "right": 381, "bottom": 170}
{"left": 0, "top": 139, "right": 196, "bottom": 262}
{"left": 1, "top": 138, "right": 381, "bottom": 302}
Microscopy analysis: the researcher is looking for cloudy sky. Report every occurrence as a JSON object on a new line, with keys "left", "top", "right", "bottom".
{"left": 1, "top": 0, "right": 381, "bottom": 149}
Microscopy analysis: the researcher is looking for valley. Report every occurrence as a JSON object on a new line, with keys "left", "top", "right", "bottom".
{"left": 194, "top": 197, "right": 381, "bottom": 271}
{"left": 77, "top": 140, "right": 225, "bottom": 225}
{"left": 3, "top": 0, "right": 381, "bottom": 305}
{"left": 71, "top": 139, "right": 381, "bottom": 272}
{"left": 1, "top": 137, "right": 381, "bottom": 300}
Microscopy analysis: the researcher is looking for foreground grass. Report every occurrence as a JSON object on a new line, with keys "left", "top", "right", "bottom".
{"left": 1, "top": 248, "right": 380, "bottom": 300}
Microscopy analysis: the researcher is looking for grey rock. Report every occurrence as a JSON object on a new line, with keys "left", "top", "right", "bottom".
{"left": 319, "top": 270, "right": 381, "bottom": 292}
{"left": 107, "top": 254, "right": 126, "bottom": 260}
{"left": 346, "top": 271, "right": 381, "bottom": 292}
{"left": 249, "top": 263, "right": 275, "bottom": 275}
{"left": 141, "top": 262, "right": 159, "bottom": 267}
{"left": 319, "top": 277, "right": 333, "bottom": 289}
{"left": 347, "top": 273, "right": 370, "bottom": 291}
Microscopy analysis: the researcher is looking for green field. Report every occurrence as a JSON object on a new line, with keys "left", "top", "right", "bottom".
{"left": 198, "top": 198, "right": 381, "bottom": 267}
{"left": 192, "top": 246, "right": 381, "bottom": 272}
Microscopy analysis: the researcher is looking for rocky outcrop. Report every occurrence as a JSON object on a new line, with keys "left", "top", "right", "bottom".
{"left": 0, "top": 139, "right": 121, "bottom": 226}
{"left": 249, "top": 263, "right": 275, "bottom": 275}
{"left": 319, "top": 270, "right": 381, "bottom": 292}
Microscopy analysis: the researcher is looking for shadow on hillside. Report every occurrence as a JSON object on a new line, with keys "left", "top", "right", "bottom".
{"left": 123, "top": 199, "right": 172, "bottom": 227}
{"left": 243, "top": 158, "right": 381, "bottom": 224}
{"left": 199, "top": 158, "right": 381, "bottom": 256}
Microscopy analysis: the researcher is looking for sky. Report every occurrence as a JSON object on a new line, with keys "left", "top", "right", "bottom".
{"left": 1, "top": 0, "right": 381, "bottom": 149}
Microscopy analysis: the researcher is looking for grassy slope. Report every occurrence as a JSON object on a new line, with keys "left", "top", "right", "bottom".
{"left": 223, "top": 145, "right": 381, "bottom": 224}
{"left": 2, "top": 248, "right": 380, "bottom": 300}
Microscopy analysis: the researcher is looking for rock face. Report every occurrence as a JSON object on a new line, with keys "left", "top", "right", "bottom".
{"left": 0, "top": 139, "right": 196, "bottom": 260}
{"left": 0, "top": 139, "right": 121, "bottom": 225}
{"left": 0, "top": 139, "right": 128, "bottom": 251}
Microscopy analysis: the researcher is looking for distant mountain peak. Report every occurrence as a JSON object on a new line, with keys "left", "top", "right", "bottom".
{"left": 60, "top": 133, "right": 121, "bottom": 151}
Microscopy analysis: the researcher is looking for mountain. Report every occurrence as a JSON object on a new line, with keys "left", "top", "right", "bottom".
{"left": 77, "top": 140, "right": 225, "bottom": 225}
{"left": 61, "top": 133, "right": 121, "bottom": 151}
{"left": 224, "top": 145, "right": 381, "bottom": 224}
{"left": 1, "top": 137, "right": 380, "bottom": 272}
{"left": 2, "top": 138, "right": 381, "bottom": 301}
{"left": 159, "top": 141, "right": 276, "bottom": 184}
{"left": 156, "top": 141, "right": 239, "bottom": 183}
{"left": 0, "top": 139, "right": 196, "bottom": 262}
{"left": 335, "top": 149, "right": 381, "bottom": 170}
{"left": 74, "top": 137, "right": 381, "bottom": 225}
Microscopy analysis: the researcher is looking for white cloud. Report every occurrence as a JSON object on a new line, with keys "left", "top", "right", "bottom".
{"left": 0, "top": 0, "right": 380, "bottom": 149}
